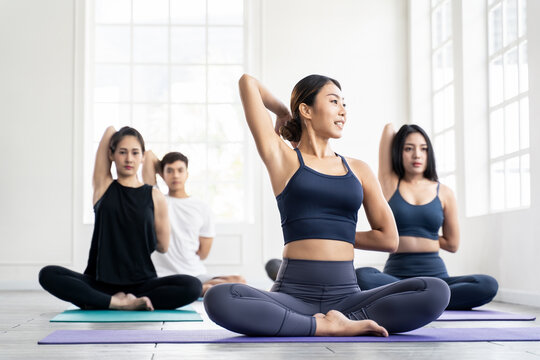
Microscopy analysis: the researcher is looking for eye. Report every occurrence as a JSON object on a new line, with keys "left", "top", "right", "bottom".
{"left": 331, "top": 99, "right": 338, "bottom": 104}
{"left": 404, "top": 147, "right": 412, "bottom": 152}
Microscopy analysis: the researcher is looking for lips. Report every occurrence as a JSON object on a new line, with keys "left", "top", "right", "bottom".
{"left": 334, "top": 120, "right": 345, "bottom": 129}
{"left": 125, "top": 166, "right": 133, "bottom": 170}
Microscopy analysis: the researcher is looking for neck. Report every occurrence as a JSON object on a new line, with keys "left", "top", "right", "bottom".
{"left": 402, "top": 173, "right": 427, "bottom": 184}
{"left": 117, "top": 175, "right": 142, "bottom": 187}
{"left": 168, "top": 188, "right": 189, "bottom": 198}
{"left": 298, "top": 131, "right": 334, "bottom": 159}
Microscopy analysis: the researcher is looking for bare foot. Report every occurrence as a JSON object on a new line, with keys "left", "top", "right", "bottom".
{"left": 314, "top": 310, "right": 388, "bottom": 337}
{"left": 201, "top": 283, "right": 213, "bottom": 296}
{"left": 109, "top": 293, "right": 154, "bottom": 311}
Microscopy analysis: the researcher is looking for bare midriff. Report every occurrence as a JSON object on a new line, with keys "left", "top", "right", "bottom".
{"left": 283, "top": 239, "right": 354, "bottom": 261}
{"left": 396, "top": 236, "right": 440, "bottom": 253}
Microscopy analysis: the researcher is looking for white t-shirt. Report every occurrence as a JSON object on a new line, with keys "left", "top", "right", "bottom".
{"left": 152, "top": 196, "right": 215, "bottom": 277}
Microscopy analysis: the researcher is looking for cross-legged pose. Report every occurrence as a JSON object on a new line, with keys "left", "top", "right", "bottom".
{"left": 39, "top": 126, "right": 202, "bottom": 310}
{"left": 203, "top": 74, "right": 450, "bottom": 337}
{"left": 143, "top": 150, "right": 246, "bottom": 296}
{"left": 355, "top": 123, "right": 498, "bottom": 310}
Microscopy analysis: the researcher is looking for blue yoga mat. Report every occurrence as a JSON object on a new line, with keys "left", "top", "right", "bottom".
{"left": 38, "top": 327, "right": 540, "bottom": 344}
{"left": 50, "top": 305, "right": 201, "bottom": 323}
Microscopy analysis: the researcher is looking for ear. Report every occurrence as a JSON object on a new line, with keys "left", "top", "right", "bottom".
{"left": 108, "top": 149, "right": 114, "bottom": 162}
{"left": 299, "top": 103, "right": 311, "bottom": 120}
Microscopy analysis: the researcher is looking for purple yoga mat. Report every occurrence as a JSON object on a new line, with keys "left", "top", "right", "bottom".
{"left": 38, "top": 327, "right": 540, "bottom": 344}
{"left": 437, "top": 310, "right": 536, "bottom": 321}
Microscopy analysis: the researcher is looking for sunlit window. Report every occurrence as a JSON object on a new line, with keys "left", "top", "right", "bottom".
{"left": 487, "top": 0, "right": 529, "bottom": 211}
{"left": 431, "top": 0, "right": 456, "bottom": 191}
{"left": 84, "top": 0, "right": 247, "bottom": 223}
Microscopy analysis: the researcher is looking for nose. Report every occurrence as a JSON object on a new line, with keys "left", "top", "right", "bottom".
{"left": 339, "top": 104, "right": 346, "bottom": 117}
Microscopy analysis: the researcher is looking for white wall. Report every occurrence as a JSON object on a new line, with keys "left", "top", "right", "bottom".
{"left": 0, "top": 0, "right": 406, "bottom": 288}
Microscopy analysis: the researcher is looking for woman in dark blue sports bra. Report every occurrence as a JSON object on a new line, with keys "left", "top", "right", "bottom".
{"left": 203, "top": 75, "right": 450, "bottom": 337}
{"left": 355, "top": 123, "right": 498, "bottom": 309}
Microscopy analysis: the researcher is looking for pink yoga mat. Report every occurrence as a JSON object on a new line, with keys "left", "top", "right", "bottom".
{"left": 38, "top": 327, "right": 540, "bottom": 344}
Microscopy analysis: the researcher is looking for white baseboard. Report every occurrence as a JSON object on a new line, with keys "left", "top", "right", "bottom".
{"left": 495, "top": 288, "right": 540, "bottom": 307}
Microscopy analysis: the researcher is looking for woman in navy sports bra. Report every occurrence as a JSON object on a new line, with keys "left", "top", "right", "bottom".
{"left": 355, "top": 123, "right": 498, "bottom": 309}
{"left": 203, "top": 75, "right": 450, "bottom": 337}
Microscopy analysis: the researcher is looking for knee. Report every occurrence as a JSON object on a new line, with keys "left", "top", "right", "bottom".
{"left": 355, "top": 267, "right": 380, "bottom": 277}
{"left": 478, "top": 275, "right": 499, "bottom": 298}
{"left": 38, "top": 265, "right": 59, "bottom": 289}
{"left": 203, "top": 283, "right": 236, "bottom": 322}
{"left": 421, "top": 277, "right": 451, "bottom": 310}
{"left": 185, "top": 276, "right": 203, "bottom": 300}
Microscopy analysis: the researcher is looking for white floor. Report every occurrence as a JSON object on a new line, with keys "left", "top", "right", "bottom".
{"left": 1, "top": 290, "right": 540, "bottom": 359}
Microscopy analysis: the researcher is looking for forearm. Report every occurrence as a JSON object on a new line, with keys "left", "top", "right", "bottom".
{"left": 142, "top": 151, "right": 159, "bottom": 186}
{"left": 438, "top": 236, "right": 458, "bottom": 253}
{"left": 354, "top": 229, "right": 398, "bottom": 253}
{"left": 240, "top": 74, "right": 289, "bottom": 116}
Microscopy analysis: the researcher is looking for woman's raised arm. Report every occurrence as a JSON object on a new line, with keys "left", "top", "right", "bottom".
{"left": 92, "top": 126, "right": 115, "bottom": 205}
{"left": 378, "top": 123, "right": 399, "bottom": 200}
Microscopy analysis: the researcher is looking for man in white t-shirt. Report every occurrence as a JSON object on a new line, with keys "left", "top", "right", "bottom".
{"left": 143, "top": 151, "right": 245, "bottom": 295}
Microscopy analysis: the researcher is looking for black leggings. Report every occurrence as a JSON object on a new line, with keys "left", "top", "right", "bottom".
{"left": 39, "top": 265, "right": 202, "bottom": 309}
{"left": 204, "top": 258, "right": 450, "bottom": 336}
{"left": 356, "top": 252, "right": 499, "bottom": 310}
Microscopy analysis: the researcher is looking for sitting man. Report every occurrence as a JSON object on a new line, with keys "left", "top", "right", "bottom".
{"left": 143, "top": 150, "right": 245, "bottom": 295}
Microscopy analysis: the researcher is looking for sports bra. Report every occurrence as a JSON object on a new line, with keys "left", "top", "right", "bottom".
{"left": 387, "top": 180, "right": 444, "bottom": 240}
{"left": 276, "top": 148, "right": 364, "bottom": 245}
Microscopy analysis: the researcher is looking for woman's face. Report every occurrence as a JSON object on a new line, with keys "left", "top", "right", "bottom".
{"left": 111, "top": 135, "right": 143, "bottom": 177}
{"left": 402, "top": 132, "right": 428, "bottom": 176}
{"left": 305, "top": 82, "right": 347, "bottom": 139}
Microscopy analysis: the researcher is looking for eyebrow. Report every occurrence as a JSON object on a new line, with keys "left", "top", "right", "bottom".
{"left": 326, "top": 93, "right": 345, "bottom": 100}
{"left": 404, "top": 143, "right": 427, "bottom": 146}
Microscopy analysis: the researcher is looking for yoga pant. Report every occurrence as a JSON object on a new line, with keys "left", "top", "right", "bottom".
{"left": 204, "top": 258, "right": 449, "bottom": 336}
{"left": 355, "top": 252, "right": 499, "bottom": 310}
{"left": 39, "top": 265, "right": 202, "bottom": 309}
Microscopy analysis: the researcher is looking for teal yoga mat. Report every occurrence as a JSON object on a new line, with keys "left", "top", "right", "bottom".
{"left": 50, "top": 305, "right": 202, "bottom": 323}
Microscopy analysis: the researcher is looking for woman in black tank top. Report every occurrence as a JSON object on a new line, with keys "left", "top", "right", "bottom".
{"left": 39, "top": 126, "right": 201, "bottom": 310}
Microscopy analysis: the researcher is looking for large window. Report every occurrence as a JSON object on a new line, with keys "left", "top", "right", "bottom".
{"left": 84, "top": 0, "right": 247, "bottom": 223}
{"left": 487, "top": 0, "right": 529, "bottom": 211}
{"left": 431, "top": 0, "right": 456, "bottom": 191}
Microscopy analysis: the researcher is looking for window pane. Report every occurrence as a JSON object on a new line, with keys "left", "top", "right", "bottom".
{"left": 133, "top": 65, "right": 169, "bottom": 102}
{"left": 208, "top": 182, "right": 244, "bottom": 222}
{"left": 171, "top": 66, "right": 206, "bottom": 103}
{"left": 503, "top": 47, "right": 519, "bottom": 100}
{"left": 444, "top": 85, "right": 454, "bottom": 129}
{"left": 491, "top": 161, "right": 505, "bottom": 211}
{"left": 444, "top": 42, "right": 454, "bottom": 84}
{"left": 132, "top": 104, "right": 169, "bottom": 142}
{"left": 441, "top": 174, "right": 456, "bottom": 194}
{"left": 94, "top": 65, "right": 131, "bottom": 102}
{"left": 434, "top": 131, "right": 454, "bottom": 174}
{"left": 489, "top": 56, "right": 504, "bottom": 106}
{"left": 95, "top": 26, "right": 130, "bottom": 63}
{"left": 133, "top": 27, "right": 168, "bottom": 63}
{"left": 518, "top": 0, "right": 527, "bottom": 37}
{"left": 170, "top": 105, "right": 207, "bottom": 142}
{"left": 93, "top": 104, "right": 130, "bottom": 141}
{"left": 433, "top": 91, "right": 444, "bottom": 133}
{"left": 519, "top": 41, "right": 528, "bottom": 92}
{"left": 432, "top": 49, "right": 444, "bottom": 90}
{"left": 208, "top": 104, "right": 245, "bottom": 141}
{"left": 174, "top": 143, "right": 207, "bottom": 182}
{"left": 520, "top": 97, "right": 529, "bottom": 149}
{"left": 521, "top": 154, "right": 530, "bottom": 206}
{"left": 504, "top": 102, "right": 519, "bottom": 153}
{"left": 133, "top": 0, "right": 168, "bottom": 24}
{"left": 208, "top": 143, "right": 244, "bottom": 182}
{"left": 171, "top": 0, "right": 206, "bottom": 24}
{"left": 208, "top": 65, "right": 243, "bottom": 103}
{"left": 208, "top": 0, "right": 243, "bottom": 25}
{"left": 489, "top": 4, "right": 503, "bottom": 54}
{"left": 208, "top": 27, "right": 244, "bottom": 64}
{"left": 505, "top": 156, "right": 520, "bottom": 208}
{"left": 432, "top": 5, "right": 443, "bottom": 48}
{"left": 171, "top": 27, "right": 206, "bottom": 63}
{"left": 503, "top": 0, "right": 518, "bottom": 46}
{"left": 95, "top": 0, "right": 131, "bottom": 24}
{"left": 490, "top": 109, "right": 504, "bottom": 158}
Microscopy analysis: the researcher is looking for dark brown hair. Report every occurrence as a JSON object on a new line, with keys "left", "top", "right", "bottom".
{"left": 109, "top": 126, "right": 145, "bottom": 154}
{"left": 160, "top": 151, "right": 189, "bottom": 172}
{"left": 280, "top": 74, "right": 341, "bottom": 142}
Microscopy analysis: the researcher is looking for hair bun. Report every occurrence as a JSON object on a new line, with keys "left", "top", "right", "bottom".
{"left": 280, "top": 116, "right": 302, "bottom": 142}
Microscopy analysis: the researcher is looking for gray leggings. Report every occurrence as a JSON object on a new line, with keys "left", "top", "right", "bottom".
{"left": 204, "top": 258, "right": 450, "bottom": 336}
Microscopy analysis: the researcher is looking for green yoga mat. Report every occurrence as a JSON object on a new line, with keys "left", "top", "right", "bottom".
{"left": 50, "top": 305, "right": 202, "bottom": 323}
